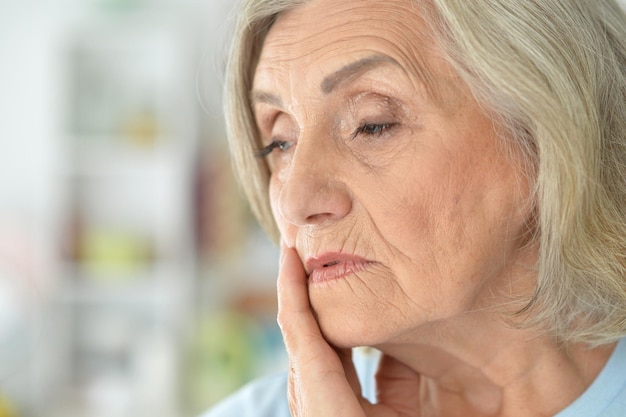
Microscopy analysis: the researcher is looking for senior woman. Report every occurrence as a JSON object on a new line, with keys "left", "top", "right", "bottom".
{"left": 204, "top": 0, "right": 626, "bottom": 416}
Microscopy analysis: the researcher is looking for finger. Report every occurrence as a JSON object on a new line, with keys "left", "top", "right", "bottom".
{"left": 376, "top": 354, "right": 421, "bottom": 415}
{"left": 277, "top": 242, "right": 341, "bottom": 369}
{"left": 276, "top": 242, "right": 321, "bottom": 345}
{"left": 277, "top": 242, "right": 365, "bottom": 416}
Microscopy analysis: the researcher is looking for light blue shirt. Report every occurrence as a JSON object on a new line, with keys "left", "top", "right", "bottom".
{"left": 555, "top": 338, "right": 626, "bottom": 417}
{"left": 202, "top": 338, "right": 626, "bottom": 417}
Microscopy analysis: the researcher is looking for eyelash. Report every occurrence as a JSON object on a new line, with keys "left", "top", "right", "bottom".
{"left": 350, "top": 122, "right": 396, "bottom": 140}
{"left": 255, "top": 140, "right": 293, "bottom": 158}
{"left": 255, "top": 122, "right": 396, "bottom": 158}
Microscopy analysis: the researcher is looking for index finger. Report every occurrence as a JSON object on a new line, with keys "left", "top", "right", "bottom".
{"left": 277, "top": 243, "right": 366, "bottom": 416}
{"left": 276, "top": 242, "right": 319, "bottom": 339}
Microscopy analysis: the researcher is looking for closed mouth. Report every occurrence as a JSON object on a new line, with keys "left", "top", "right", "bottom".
{"left": 305, "top": 253, "right": 374, "bottom": 284}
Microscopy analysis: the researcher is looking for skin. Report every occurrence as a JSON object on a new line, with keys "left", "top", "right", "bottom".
{"left": 251, "top": 0, "right": 616, "bottom": 415}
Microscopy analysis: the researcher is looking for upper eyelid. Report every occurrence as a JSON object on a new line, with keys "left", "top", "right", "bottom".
{"left": 349, "top": 91, "right": 404, "bottom": 113}
{"left": 254, "top": 109, "right": 283, "bottom": 141}
{"left": 253, "top": 90, "right": 406, "bottom": 137}
{"left": 251, "top": 90, "right": 285, "bottom": 129}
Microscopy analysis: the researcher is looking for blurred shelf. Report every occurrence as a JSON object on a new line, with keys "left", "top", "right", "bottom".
{"left": 59, "top": 264, "right": 174, "bottom": 304}
{"left": 35, "top": 11, "right": 199, "bottom": 417}
{"left": 63, "top": 137, "right": 188, "bottom": 179}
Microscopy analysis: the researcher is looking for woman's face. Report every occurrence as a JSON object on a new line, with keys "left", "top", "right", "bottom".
{"left": 252, "top": 0, "right": 536, "bottom": 347}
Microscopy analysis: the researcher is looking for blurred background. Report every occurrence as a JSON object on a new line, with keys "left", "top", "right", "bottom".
{"left": 0, "top": 0, "right": 284, "bottom": 416}
{"left": 3, "top": 1, "right": 626, "bottom": 417}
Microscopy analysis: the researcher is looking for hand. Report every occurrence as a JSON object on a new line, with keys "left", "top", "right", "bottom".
{"left": 277, "top": 244, "right": 422, "bottom": 416}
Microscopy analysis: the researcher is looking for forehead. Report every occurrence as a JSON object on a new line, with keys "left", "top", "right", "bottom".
{"left": 253, "top": 0, "right": 444, "bottom": 91}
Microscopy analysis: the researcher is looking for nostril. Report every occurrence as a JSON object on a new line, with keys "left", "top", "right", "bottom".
{"left": 277, "top": 167, "right": 352, "bottom": 227}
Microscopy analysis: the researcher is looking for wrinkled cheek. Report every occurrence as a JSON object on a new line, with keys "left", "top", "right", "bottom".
{"left": 268, "top": 177, "right": 279, "bottom": 215}
{"left": 385, "top": 190, "right": 441, "bottom": 246}
{"left": 380, "top": 187, "right": 469, "bottom": 286}
{"left": 269, "top": 177, "right": 294, "bottom": 245}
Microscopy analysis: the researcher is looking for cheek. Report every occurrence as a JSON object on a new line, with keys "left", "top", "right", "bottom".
{"left": 368, "top": 143, "right": 519, "bottom": 280}
{"left": 373, "top": 156, "right": 472, "bottom": 252}
{"left": 268, "top": 177, "right": 282, "bottom": 228}
{"left": 268, "top": 175, "right": 295, "bottom": 245}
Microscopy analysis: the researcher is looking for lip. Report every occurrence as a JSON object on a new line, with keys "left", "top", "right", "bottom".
{"left": 305, "top": 252, "right": 374, "bottom": 284}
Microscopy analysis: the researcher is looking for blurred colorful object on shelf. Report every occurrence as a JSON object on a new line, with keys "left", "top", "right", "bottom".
{"left": 0, "top": 394, "right": 17, "bottom": 417}
{"left": 122, "top": 108, "right": 160, "bottom": 148}
{"left": 185, "top": 311, "right": 263, "bottom": 410}
{"left": 80, "top": 228, "right": 154, "bottom": 280}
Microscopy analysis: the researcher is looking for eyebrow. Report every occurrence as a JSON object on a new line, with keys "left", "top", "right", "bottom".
{"left": 320, "top": 54, "right": 400, "bottom": 94}
{"left": 250, "top": 90, "right": 284, "bottom": 108}
{"left": 250, "top": 54, "right": 401, "bottom": 108}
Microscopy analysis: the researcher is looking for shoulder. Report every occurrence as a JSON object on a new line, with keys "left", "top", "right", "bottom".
{"left": 199, "top": 372, "right": 290, "bottom": 417}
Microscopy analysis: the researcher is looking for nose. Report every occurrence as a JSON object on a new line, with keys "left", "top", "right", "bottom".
{"left": 275, "top": 144, "right": 352, "bottom": 227}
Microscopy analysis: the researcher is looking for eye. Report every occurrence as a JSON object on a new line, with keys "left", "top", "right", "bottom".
{"left": 255, "top": 140, "right": 293, "bottom": 158}
{"left": 351, "top": 122, "right": 396, "bottom": 140}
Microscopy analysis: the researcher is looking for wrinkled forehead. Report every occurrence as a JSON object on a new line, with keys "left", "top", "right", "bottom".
{"left": 252, "top": 0, "right": 448, "bottom": 97}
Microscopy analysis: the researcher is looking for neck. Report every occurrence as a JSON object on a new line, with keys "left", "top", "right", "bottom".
{"left": 375, "top": 313, "right": 616, "bottom": 416}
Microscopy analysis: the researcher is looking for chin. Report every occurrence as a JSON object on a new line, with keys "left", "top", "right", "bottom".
{"left": 315, "top": 309, "right": 396, "bottom": 349}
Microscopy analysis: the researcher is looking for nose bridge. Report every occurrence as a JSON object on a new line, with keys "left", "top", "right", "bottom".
{"left": 277, "top": 131, "right": 351, "bottom": 226}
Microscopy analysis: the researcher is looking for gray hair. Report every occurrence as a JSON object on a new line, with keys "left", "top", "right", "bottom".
{"left": 223, "top": 0, "right": 626, "bottom": 345}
